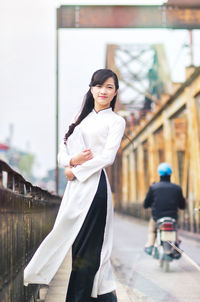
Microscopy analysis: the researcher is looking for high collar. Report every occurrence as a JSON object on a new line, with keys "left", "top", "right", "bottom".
{"left": 160, "top": 175, "right": 171, "bottom": 182}
{"left": 92, "top": 107, "right": 112, "bottom": 115}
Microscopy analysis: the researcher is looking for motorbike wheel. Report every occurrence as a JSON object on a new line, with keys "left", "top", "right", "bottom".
{"left": 163, "top": 260, "right": 170, "bottom": 272}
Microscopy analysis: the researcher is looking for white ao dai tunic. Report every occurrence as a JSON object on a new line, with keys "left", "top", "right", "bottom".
{"left": 24, "top": 108, "right": 125, "bottom": 298}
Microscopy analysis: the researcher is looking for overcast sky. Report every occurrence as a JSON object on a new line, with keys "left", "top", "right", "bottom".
{"left": 1, "top": 0, "right": 200, "bottom": 177}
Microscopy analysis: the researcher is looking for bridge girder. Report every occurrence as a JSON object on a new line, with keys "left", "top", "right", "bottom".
{"left": 57, "top": 4, "right": 200, "bottom": 30}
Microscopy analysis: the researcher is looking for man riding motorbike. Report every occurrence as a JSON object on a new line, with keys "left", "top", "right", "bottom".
{"left": 143, "top": 162, "right": 186, "bottom": 256}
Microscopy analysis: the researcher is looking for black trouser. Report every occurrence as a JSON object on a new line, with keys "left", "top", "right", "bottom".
{"left": 66, "top": 171, "right": 117, "bottom": 302}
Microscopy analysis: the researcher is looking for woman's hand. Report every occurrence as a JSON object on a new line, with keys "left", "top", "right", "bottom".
{"left": 64, "top": 167, "right": 75, "bottom": 181}
{"left": 70, "top": 149, "right": 93, "bottom": 166}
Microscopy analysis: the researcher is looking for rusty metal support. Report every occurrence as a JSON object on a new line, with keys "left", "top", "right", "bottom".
{"left": 122, "top": 152, "right": 129, "bottom": 205}
{"left": 57, "top": 5, "right": 200, "bottom": 29}
{"left": 189, "top": 30, "right": 194, "bottom": 66}
{"left": 118, "top": 67, "right": 200, "bottom": 233}
{"left": 56, "top": 10, "right": 59, "bottom": 194}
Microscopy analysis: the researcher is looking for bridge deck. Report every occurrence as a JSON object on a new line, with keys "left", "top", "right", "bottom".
{"left": 40, "top": 250, "right": 135, "bottom": 302}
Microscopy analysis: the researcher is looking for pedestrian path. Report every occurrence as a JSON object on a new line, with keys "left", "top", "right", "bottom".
{"left": 39, "top": 250, "right": 139, "bottom": 302}
{"left": 41, "top": 251, "right": 71, "bottom": 302}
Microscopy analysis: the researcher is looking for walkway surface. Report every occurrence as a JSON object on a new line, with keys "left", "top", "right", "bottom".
{"left": 40, "top": 249, "right": 138, "bottom": 302}
{"left": 39, "top": 213, "right": 200, "bottom": 302}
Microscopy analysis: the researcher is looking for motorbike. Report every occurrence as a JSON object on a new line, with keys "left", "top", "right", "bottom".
{"left": 152, "top": 217, "right": 181, "bottom": 272}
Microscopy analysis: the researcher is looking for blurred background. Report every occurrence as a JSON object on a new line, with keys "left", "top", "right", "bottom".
{"left": 1, "top": 2, "right": 200, "bottom": 302}
{"left": 1, "top": 0, "right": 200, "bottom": 194}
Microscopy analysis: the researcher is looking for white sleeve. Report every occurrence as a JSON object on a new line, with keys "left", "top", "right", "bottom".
{"left": 57, "top": 140, "right": 73, "bottom": 167}
{"left": 71, "top": 117, "right": 126, "bottom": 182}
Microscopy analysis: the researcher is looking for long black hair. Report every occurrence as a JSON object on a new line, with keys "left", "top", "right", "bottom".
{"left": 64, "top": 69, "right": 119, "bottom": 143}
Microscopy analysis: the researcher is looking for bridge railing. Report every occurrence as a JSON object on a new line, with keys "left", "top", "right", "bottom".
{"left": 0, "top": 160, "right": 61, "bottom": 302}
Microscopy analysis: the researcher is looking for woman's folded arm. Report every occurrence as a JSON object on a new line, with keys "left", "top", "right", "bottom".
{"left": 57, "top": 140, "right": 73, "bottom": 167}
{"left": 71, "top": 118, "right": 125, "bottom": 182}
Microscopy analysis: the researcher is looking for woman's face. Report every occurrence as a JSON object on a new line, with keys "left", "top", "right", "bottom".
{"left": 91, "top": 77, "right": 117, "bottom": 111}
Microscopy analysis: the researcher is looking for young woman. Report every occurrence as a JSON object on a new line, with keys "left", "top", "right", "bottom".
{"left": 24, "top": 69, "right": 125, "bottom": 302}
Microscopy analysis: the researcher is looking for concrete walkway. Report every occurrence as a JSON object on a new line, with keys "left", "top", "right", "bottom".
{"left": 39, "top": 250, "right": 138, "bottom": 302}
{"left": 41, "top": 252, "right": 71, "bottom": 302}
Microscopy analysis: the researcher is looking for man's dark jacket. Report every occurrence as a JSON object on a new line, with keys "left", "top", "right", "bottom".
{"left": 143, "top": 177, "right": 186, "bottom": 221}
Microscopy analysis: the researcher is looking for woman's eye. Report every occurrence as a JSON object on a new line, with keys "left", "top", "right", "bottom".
{"left": 96, "top": 84, "right": 101, "bottom": 87}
